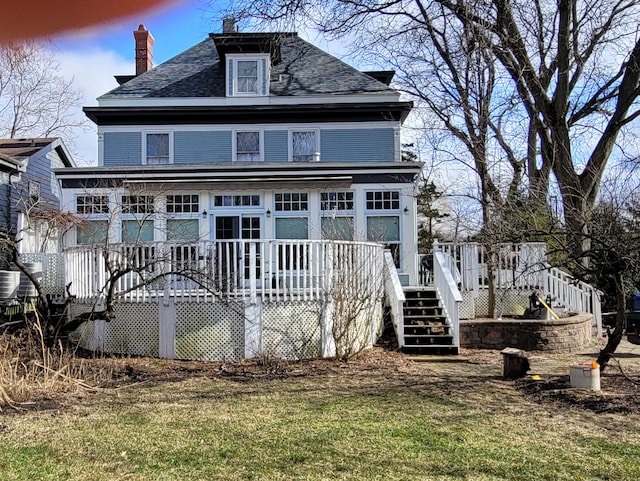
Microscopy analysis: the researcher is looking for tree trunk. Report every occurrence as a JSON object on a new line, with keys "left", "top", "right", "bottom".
{"left": 597, "top": 271, "right": 625, "bottom": 373}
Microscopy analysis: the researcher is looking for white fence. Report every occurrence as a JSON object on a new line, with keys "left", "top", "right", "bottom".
{"left": 432, "top": 242, "right": 602, "bottom": 333}
{"left": 65, "top": 239, "right": 384, "bottom": 305}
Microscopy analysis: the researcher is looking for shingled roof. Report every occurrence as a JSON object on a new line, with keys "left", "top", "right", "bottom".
{"left": 100, "top": 33, "right": 397, "bottom": 100}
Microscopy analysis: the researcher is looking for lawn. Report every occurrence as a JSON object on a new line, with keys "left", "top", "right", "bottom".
{"left": 1, "top": 349, "right": 640, "bottom": 481}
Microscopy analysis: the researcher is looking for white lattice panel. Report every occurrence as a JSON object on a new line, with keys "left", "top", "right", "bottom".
{"left": 103, "top": 303, "right": 159, "bottom": 356}
{"left": 460, "top": 292, "right": 476, "bottom": 320}
{"left": 262, "top": 302, "right": 322, "bottom": 360}
{"left": 174, "top": 302, "right": 244, "bottom": 361}
{"left": 20, "top": 253, "right": 65, "bottom": 295}
{"left": 473, "top": 290, "right": 530, "bottom": 317}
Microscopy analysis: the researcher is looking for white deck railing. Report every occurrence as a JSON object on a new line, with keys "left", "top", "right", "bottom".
{"left": 383, "top": 250, "right": 405, "bottom": 348}
{"left": 433, "top": 242, "right": 548, "bottom": 291}
{"left": 546, "top": 266, "right": 602, "bottom": 336}
{"left": 64, "top": 239, "right": 384, "bottom": 304}
{"left": 433, "top": 251, "right": 463, "bottom": 348}
{"left": 432, "top": 242, "right": 602, "bottom": 333}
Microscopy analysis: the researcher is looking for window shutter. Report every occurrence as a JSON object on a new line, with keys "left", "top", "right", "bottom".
{"left": 227, "top": 58, "right": 234, "bottom": 97}
{"left": 260, "top": 58, "right": 268, "bottom": 95}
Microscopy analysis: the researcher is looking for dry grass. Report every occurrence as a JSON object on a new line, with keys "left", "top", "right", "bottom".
{"left": 0, "top": 323, "right": 113, "bottom": 411}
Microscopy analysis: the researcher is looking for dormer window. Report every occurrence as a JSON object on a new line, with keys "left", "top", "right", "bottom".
{"left": 237, "top": 60, "right": 258, "bottom": 93}
{"left": 227, "top": 54, "right": 269, "bottom": 97}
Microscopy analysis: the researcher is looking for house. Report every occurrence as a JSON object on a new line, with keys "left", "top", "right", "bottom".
{"left": 0, "top": 137, "right": 74, "bottom": 257}
{"left": 53, "top": 22, "right": 424, "bottom": 360}
{"left": 55, "top": 23, "right": 421, "bottom": 278}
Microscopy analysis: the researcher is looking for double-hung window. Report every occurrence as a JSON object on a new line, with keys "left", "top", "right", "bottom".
{"left": 291, "top": 130, "right": 319, "bottom": 162}
{"left": 145, "top": 133, "right": 170, "bottom": 165}
{"left": 76, "top": 194, "right": 110, "bottom": 245}
{"left": 274, "top": 192, "right": 309, "bottom": 270}
{"left": 226, "top": 54, "right": 269, "bottom": 97}
{"left": 235, "top": 131, "right": 262, "bottom": 161}
{"left": 366, "top": 190, "right": 402, "bottom": 267}
{"left": 320, "top": 191, "right": 354, "bottom": 241}
{"left": 121, "top": 195, "right": 155, "bottom": 243}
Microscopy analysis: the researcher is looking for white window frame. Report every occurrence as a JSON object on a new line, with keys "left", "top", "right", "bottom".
{"left": 289, "top": 129, "right": 320, "bottom": 162}
{"left": 365, "top": 190, "right": 401, "bottom": 211}
{"left": 166, "top": 194, "right": 200, "bottom": 214}
{"left": 76, "top": 194, "right": 110, "bottom": 215}
{"left": 233, "top": 130, "right": 264, "bottom": 162}
{"left": 143, "top": 131, "right": 173, "bottom": 165}
{"left": 226, "top": 54, "right": 270, "bottom": 97}
{"left": 320, "top": 191, "right": 355, "bottom": 213}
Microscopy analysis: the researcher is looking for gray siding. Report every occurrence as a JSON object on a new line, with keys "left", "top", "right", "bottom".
{"left": 174, "top": 131, "right": 232, "bottom": 163}
{"left": 321, "top": 128, "right": 395, "bottom": 162}
{"left": 104, "top": 132, "right": 142, "bottom": 166}
{"left": 0, "top": 183, "right": 10, "bottom": 228}
{"left": 265, "top": 130, "right": 288, "bottom": 162}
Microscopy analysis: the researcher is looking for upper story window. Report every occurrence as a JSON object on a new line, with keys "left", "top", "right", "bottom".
{"left": 291, "top": 130, "right": 319, "bottom": 162}
{"left": 234, "top": 131, "right": 263, "bottom": 161}
{"left": 145, "top": 133, "right": 171, "bottom": 165}
{"left": 28, "top": 181, "right": 41, "bottom": 200}
{"left": 77, "top": 195, "right": 109, "bottom": 214}
{"left": 227, "top": 54, "right": 269, "bottom": 97}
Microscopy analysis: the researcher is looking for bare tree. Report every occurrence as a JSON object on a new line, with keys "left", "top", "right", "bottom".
{"left": 221, "top": 0, "right": 640, "bottom": 266}
{"left": 0, "top": 41, "right": 85, "bottom": 139}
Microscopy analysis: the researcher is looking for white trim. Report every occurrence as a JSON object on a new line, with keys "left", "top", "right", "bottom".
{"left": 232, "top": 129, "right": 264, "bottom": 162}
{"left": 226, "top": 54, "right": 270, "bottom": 97}
{"left": 97, "top": 121, "right": 399, "bottom": 134}
{"left": 142, "top": 131, "right": 173, "bottom": 165}
{"left": 97, "top": 93, "right": 401, "bottom": 107}
{"left": 288, "top": 128, "right": 320, "bottom": 162}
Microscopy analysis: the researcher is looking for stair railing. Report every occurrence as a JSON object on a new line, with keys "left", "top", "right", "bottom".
{"left": 383, "top": 250, "right": 405, "bottom": 348}
{"left": 545, "top": 266, "right": 602, "bottom": 336}
{"left": 434, "top": 251, "right": 463, "bottom": 348}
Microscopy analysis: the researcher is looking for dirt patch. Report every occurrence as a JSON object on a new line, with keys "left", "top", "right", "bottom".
{"left": 4, "top": 341, "right": 640, "bottom": 416}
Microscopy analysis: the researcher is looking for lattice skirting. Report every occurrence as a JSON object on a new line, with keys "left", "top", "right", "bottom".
{"left": 262, "top": 301, "right": 322, "bottom": 360}
{"left": 462, "top": 290, "right": 532, "bottom": 318}
{"left": 69, "top": 298, "right": 382, "bottom": 361}
{"left": 175, "top": 302, "right": 244, "bottom": 362}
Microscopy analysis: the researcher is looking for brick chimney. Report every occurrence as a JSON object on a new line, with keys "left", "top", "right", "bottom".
{"left": 134, "top": 24, "right": 154, "bottom": 75}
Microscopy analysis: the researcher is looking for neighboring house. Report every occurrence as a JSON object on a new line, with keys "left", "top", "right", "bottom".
{"left": 0, "top": 138, "right": 74, "bottom": 256}
{"left": 54, "top": 22, "right": 422, "bottom": 283}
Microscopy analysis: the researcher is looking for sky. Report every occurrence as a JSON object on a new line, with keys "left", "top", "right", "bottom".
{"left": 45, "top": 0, "right": 230, "bottom": 165}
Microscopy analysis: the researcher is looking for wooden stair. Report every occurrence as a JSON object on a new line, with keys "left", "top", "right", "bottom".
{"left": 402, "top": 287, "right": 458, "bottom": 355}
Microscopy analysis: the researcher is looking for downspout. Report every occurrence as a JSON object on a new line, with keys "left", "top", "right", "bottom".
{"left": 6, "top": 166, "right": 20, "bottom": 230}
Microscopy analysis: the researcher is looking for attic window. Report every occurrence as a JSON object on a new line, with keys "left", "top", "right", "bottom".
{"left": 227, "top": 54, "right": 269, "bottom": 97}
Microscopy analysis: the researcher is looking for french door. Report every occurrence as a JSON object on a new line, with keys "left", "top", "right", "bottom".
{"left": 214, "top": 216, "right": 262, "bottom": 286}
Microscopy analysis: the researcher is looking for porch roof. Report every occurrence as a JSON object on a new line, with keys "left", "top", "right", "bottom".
{"left": 54, "top": 161, "right": 422, "bottom": 189}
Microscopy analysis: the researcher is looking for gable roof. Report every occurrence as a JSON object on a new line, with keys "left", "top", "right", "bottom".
{"left": 99, "top": 33, "right": 398, "bottom": 100}
{"left": 0, "top": 138, "right": 75, "bottom": 169}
